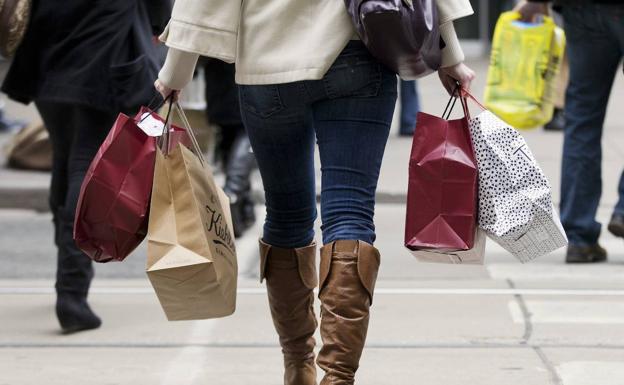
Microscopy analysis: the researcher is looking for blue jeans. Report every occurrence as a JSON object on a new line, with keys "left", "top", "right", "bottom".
{"left": 239, "top": 41, "right": 398, "bottom": 248}
{"left": 399, "top": 80, "right": 420, "bottom": 135}
{"left": 560, "top": 5, "right": 624, "bottom": 246}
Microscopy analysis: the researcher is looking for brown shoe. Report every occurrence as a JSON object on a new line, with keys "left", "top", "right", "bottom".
{"left": 260, "top": 240, "right": 318, "bottom": 385}
{"left": 608, "top": 213, "right": 624, "bottom": 239}
{"left": 317, "top": 240, "right": 380, "bottom": 385}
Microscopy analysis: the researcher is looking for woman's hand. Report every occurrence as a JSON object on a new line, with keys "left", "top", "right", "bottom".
{"left": 154, "top": 79, "right": 179, "bottom": 102}
{"left": 438, "top": 62, "right": 476, "bottom": 95}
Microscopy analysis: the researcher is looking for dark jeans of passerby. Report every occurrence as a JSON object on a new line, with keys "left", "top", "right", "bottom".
{"left": 239, "top": 41, "right": 397, "bottom": 248}
{"left": 35, "top": 101, "right": 115, "bottom": 310}
{"left": 399, "top": 79, "right": 420, "bottom": 136}
{"left": 560, "top": 4, "right": 624, "bottom": 246}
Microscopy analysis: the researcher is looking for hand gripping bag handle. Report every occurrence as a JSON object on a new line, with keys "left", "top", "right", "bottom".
{"left": 442, "top": 83, "right": 470, "bottom": 120}
{"left": 442, "top": 84, "right": 488, "bottom": 120}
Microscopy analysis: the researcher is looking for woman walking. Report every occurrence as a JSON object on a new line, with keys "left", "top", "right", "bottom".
{"left": 155, "top": 0, "right": 475, "bottom": 383}
{"left": 2, "top": 0, "right": 168, "bottom": 333}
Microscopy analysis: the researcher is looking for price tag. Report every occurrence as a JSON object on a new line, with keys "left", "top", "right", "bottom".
{"left": 137, "top": 113, "right": 166, "bottom": 137}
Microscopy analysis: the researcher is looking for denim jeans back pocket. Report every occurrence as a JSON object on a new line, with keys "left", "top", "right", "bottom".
{"left": 240, "top": 85, "right": 285, "bottom": 118}
{"left": 323, "top": 53, "right": 382, "bottom": 99}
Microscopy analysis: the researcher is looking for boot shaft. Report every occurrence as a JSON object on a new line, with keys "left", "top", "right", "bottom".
{"left": 259, "top": 240, "right": 319, "bottom": 385}
{"left": 317, "top": 240, "right": 381, "bottom": 385}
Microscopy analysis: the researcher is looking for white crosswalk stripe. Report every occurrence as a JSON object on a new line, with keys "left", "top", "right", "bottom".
{"left": 487, "top": 263, "right": 624, "bottom": 281}
{"left": 557, "top": 362, "right": 624, "bottom": 385}
{"left": 509, "top": 300, "right": 624, "bottom": 324}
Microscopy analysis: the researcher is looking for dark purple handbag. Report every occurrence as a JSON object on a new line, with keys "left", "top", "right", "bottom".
{"left": 345, "top": 0, "right": 442, "bottom": 79}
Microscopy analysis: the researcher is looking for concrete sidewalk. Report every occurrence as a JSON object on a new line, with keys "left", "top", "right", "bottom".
{"left": 2, "top": 201, "right": 624, "bottom": 384}
{"left": 3, "top": 278, "right": 624, "bottom": 385}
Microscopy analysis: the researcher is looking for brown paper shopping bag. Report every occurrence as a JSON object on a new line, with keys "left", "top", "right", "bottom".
{"left": 146, "top": 104, "right": 237, "bottom": 321}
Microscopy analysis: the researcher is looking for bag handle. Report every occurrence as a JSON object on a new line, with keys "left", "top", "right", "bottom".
{"left": 155, "top": 95, "right": 206, "bottom": 168}
{"left": 442, "top": 83, "right": 470, "bottom": 120}
{"left": 459, "top": 88, "right": 487, "bottom": 111}
{"left": 174, "top": 102, "right": 207, "bottom": 167}
{"left": 145, "top": 94, "right": 206, "bottom": 169}
{"left": 442, "top": 83, "right": 487, "bottom": 120}
{"left": 158, "top": 93, "right": 206, "bottom": 166}
{"left": 157, "top": 97, "right": 207, "bottom": 168}
{"left": 157, "top": 94, "right": 176, "bottom": 154}
{"left": 136, "top": 93, "right": 174, "bottom": 125}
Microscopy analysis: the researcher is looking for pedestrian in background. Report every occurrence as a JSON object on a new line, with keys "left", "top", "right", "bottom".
{"left": 203, "top": 59, "right": 257, "bottom": 237}
{"left": 155, "top": 0, "right": 475, "bottom": 383}
{"left": 399, "top": 80, "right": 421, "bottom": 136}
{"left": 0, "top": 95, "right": 26, "bottom": 132}
{"left": 543, "top": 53, "right": 568, "bottom": 131}
{"left": 544, "top": 9, "right": 568, "bottom": 132}
{"left": 1, "top": 0, "right": 170, "bottom": 333}
{"left": 516, "top": 0, "right": 624, "bottom": 263}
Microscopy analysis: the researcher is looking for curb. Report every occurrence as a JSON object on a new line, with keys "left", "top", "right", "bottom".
{"left": 0, "top": 187, "right": 49, "bottom": 212}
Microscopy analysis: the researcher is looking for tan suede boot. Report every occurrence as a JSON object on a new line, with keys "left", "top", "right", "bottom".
{"left": 259, "top": 240, "right": 319, "bottom": 385}
{"left": 317, "top": 240, "right": 380, "bottom": 385}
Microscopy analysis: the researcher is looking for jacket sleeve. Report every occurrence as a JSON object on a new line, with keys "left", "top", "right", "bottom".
{"left": 436, "top": 0, "right": 474, "bottom": 25}
{"left": 440, "top": 22, "right": 464, "bottom": 67}
{"left": 158, "top": 48, "right": 200, "bottom": 90}
{"left": 436, "top": 0, "right": 474, "bottom": 67}
{"left": 159, "top": 0, "right": 242, "bottom": 63}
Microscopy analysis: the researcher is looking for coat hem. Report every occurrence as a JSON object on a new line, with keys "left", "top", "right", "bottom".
{"left": 160, "top": 20, "right": 236, "bottom": 63}
{"left": 234, "top": 68, "right": 330, "bottom": 85}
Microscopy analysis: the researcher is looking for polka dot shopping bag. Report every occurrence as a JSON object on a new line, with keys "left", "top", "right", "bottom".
{"left": 466, "top": 91, "right": 568, "bottom": 262}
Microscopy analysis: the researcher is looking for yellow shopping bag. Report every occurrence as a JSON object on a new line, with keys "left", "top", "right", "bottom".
{"left": 484, "top": 12, "right": 566, "bottom": 129}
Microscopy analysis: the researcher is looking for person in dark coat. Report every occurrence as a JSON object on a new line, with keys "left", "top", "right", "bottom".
{"left": 1, "top": 0, "right": 171, "bottom": 333}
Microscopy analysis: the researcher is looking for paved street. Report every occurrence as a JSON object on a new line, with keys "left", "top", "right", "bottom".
{"left": 1, "top": 58, "right": 624, "bottom": 385}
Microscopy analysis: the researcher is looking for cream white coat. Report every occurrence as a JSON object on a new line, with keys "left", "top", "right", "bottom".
{"left": 159, "top": 0, "right": 474, "bottom": 88}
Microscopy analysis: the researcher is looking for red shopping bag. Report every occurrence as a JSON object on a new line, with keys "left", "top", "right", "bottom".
{"left": 404, "top": 95, "right": 478, "bottom": 252}
{"left": 74, "top": 105, "right": 189, "bottom": 262}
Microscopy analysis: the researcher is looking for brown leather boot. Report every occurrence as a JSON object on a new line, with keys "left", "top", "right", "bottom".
{"left": 260, "top": 240, "right": 319, "bottom": 385}
{"left": 317, "top": 240, "right": 380, "bottom": 385}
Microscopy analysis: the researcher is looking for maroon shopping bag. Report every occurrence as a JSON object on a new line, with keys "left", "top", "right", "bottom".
{"left": 74, "top": 105, "right": 189, "bottom": 262}
{"left": 404, "top": 95, "right": 478, "bottom": 252}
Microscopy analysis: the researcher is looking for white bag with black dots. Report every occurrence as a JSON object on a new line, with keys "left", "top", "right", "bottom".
{"left": 468, "top": 110, "right": 568, "bottom": 262}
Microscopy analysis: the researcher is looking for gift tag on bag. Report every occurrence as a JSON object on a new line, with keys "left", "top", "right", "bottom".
{"left": 138, "top": 113, "right": 166, "bottom": 137}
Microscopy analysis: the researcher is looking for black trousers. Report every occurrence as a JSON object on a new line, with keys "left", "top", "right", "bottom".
{"left": 35, "top": 101, "right": 116, "bottom": 295}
